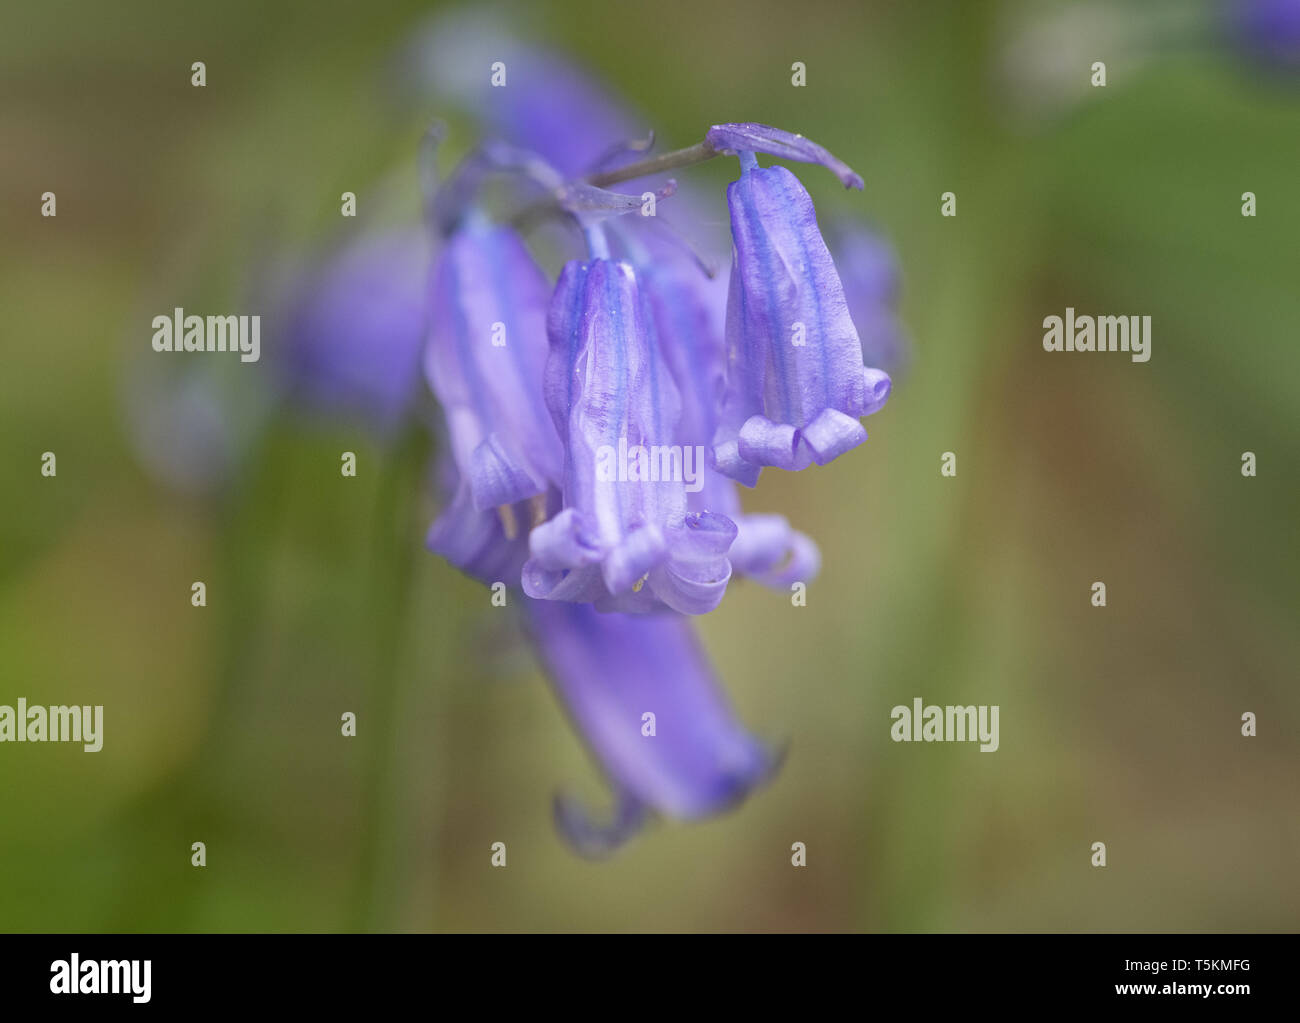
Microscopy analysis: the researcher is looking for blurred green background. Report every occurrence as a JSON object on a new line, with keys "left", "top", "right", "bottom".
{"left": 1, "top": 0, "right": 1297, "bottom": 932}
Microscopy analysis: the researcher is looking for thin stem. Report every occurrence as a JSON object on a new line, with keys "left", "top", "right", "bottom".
{"left": 584, "top": 222, "right": 611, "bottom": 260}
{"left": 510, "top": 139, "right": 722, "bottom": 233}
{"left": 585, "top": 140, "right": 720, "bottom": 188}
{"left": 350, "top": 424, "right": 427, "bottom": 931}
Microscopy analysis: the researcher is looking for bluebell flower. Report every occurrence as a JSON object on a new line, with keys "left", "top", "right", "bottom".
{"left": 238, "top": 23, "right": 913, "bottom": 856}
{"left": 526, "top": 599, "right": 776, "bottom": 857}
{"left": 522, "top": 253, "right": 737, "bottom": 615}
{"left": 639, "top": 254, "right": 823, "bottom": 588}
{"left": 281, "top": 228, "right": 430, "bottom": 437}
{"left": 405, "top": 9, "right": 640, "bottom": 177}
{"left": 425, "top": 215, "right": 563, "bottom": 582}
{"left": 706, "top": 124, "right": 892, "bottom": 485}
{"left": 390, "top": 58, "right": 899, "bottom": 848}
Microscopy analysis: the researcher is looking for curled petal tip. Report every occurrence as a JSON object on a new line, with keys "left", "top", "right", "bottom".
{"left": 729, "top": 513, "right": 822, "bottom": 588}
{"left": 553, "top": 790, "right": 648, "bottom": 859}
{"left": 861, "top": 367, "right": 892, "bottom": 416}
{"left": 801, "top": 407, "right": 869, "bottom": 465}
{"left": 714, "top": 163, "right": 877, "bottom": 478}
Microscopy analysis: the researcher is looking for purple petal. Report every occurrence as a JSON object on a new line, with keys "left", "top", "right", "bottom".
{"left": 427, "top": 476, "right": 550, "bottom": 585}
{"left": 528, "top": 257, "right": 737, "bottom": 613}
{"left": 468, "top": 434, "right": 545, "bottom": 510}
{"left": 861, "top": 367, "right": 893, "bottom": 415}
{"left": 544, "top": 259, "right": 683, "bottom": 546}
{"left": 714, "top": 165, "right": 890, "bottom": 481}
{"left": 281, "top": 229, "right": 429, "bottom": 435}
{"left": 524, "top": 600, "right": 778, "bottom": 835}
{"left": 645, "top": 512, "right": 738, "bottom": 614}
{"left": 738, "top": 415, "right": 802, "bottom": 471}
{"left": 830, "top": 224, "right": 910, "bottom": 375}
{"left": 831, "top": 224, "right": 900, "bottom": 305}
{"left": 688, "top": 476, "right": 822, "bottom": 591}
{"left": 553, "top": 790, "right": 648, "bottom": 859}
{"left": 522, "top": 562, "right": 609, "bottom": 605}
{"left": 1225, "top": 0, "right": 1300, "bottom": 69}
{"left": 739, "top": 521, "right": 820, "bottom": 588}
{"left": 602, "top": 525, "right": 667, "bottom": 595}
{"left": 707, "top": 122, "right": 864, "bottom": 189}
{"left": 710, "top": 437, "right": 761, "bottom": 488}
{"left": 527, "top": 507, "right": 601, "bottom": 570}
{"left": 425, "top": 221, "right": 563, "bottom": 500}
{"left": 640, "top": 257, "right": 729, "bottom": 449}
{"left": 800, "top": 407, "right": 870, "bottom": 465}
{"left": 409, "top": 11, "right": 643, "bottom": 177}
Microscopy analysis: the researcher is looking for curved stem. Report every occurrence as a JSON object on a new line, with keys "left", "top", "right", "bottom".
{"left": 510, "top": 140, "right": 722, "bottom": 232}
{"left": 585, "top": 140, "right": 719, "bottom": 188}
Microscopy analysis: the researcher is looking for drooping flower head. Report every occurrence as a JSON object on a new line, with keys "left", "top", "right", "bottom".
{"left": 524, "top": 233, "right": 737, "bottom": 616}
{"left": 706, "top": 124, "right": 892, "bottom": 486}
{"left": 424, "top": 212, "right": 563, "bottom": 582}
{"left": 257, "top": 21, "right": 916, "bottom": 857}
{"left": 526, "top": 599, "right": 776, "bottom": 856}
{"left": 637, "top": 246, "right": 823, "bottom": 590}
{"left": 356, "top": 30, "right": 904, "bottom": 853}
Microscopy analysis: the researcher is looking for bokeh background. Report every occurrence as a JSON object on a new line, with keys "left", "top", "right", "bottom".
{"left": 1, "top": 0, "right": 1297, "bottom": 932}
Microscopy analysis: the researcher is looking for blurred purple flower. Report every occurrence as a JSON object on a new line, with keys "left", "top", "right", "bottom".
{"left": 831, "top": 224, "right": 910, "bottom": 375}
{"left": 526, "top": 599, "right": 776, "bottom": 856}
{"left": 281, "top": 229, "right": 429, "bottom": 436}
{"left": 406, "top": 10, "right": 639, "bottom": 177}
{"left": 1225, "top": 0, "right": 1300, "bottom": 68}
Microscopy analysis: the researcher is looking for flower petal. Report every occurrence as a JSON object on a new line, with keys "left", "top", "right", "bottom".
{"left": 426, "top": 220, "right": 563, "bottom": 499}
{"left": 427, "top": 476, "right": 542, "bottom": 584}
{"left": 282, "top": 229, "right": 429, "bottom": 435}
{"left": 830, "top": 224, "right": 910, "bottom": 375}
{"left": 800, "top": 407, "right": 870, "bottom": 465}
{"left": 688, "top": 474, "right": 821, "bottom": 591}
{"left": 714, "top": 164, "right": 889, "bottom": 480}
{"left": 468, "top": 434, "right": 546, "bottom": 510}
{"left": 408, "top": 11, "right": 642, "bottom": 177}
{"left": 553, "top": 789, "right": 649, "bottom": 859}
{"left": 524, "top": 600, "right": 777, "bottom": 831}
{"left": 530, "top": 257, "right": 737, "bottom": 613}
